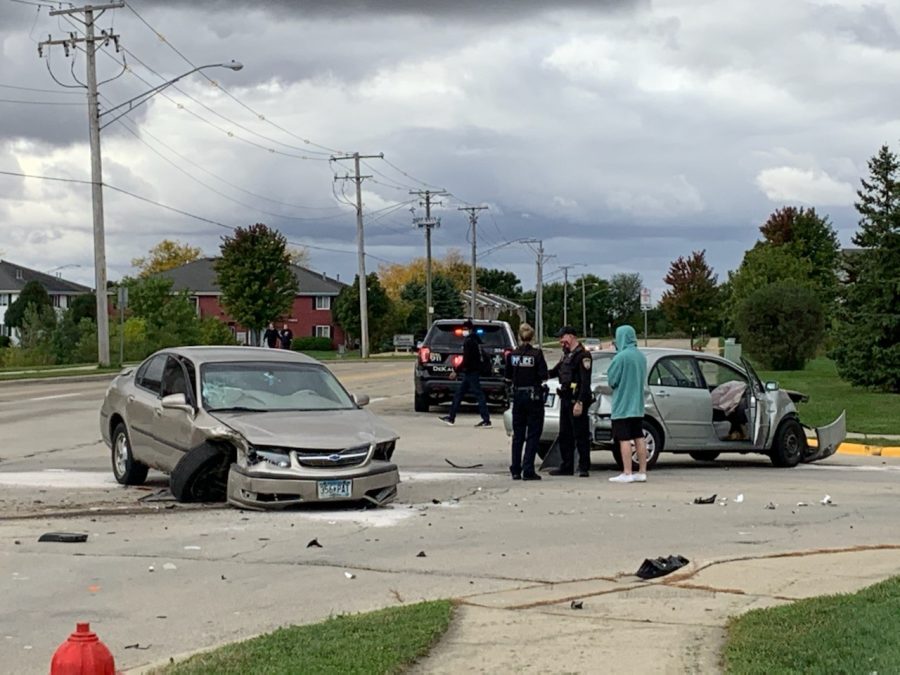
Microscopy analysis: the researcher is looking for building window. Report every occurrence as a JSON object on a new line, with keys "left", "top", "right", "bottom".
{"left": 314, "top": 325, "right": 331, "bottom": 338}
{"left": 52, "top": 295, "right": 62, "bottom": 308}
{"left": 315, "top": 296, "right": 331, "bottom": 310}
{"left": 0, "top": 294, "right": 7, "bottom": 306}
{"left": 15, "top": 269, "right": 23, "bottom": 280}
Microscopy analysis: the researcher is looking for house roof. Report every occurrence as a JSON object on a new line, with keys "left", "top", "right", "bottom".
{"left": 0, "top": 260, "right": 92, "bottom": 294}
{"left": 157, "top": 258, "right": 346, "bottom": 295}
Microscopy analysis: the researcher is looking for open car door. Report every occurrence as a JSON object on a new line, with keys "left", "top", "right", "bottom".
{"left": 740, "top": 357, "right": 772, "bottom": 450}
{"left": 802, "top": 410, "right": 847, "bottom": 462}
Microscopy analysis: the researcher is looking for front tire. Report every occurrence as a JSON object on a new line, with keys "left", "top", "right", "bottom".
{"left": 612, "top": 420, "right": 662, "bottom": 472}
{"left": 111, "top": 422, "right": 149, "bottom": 486}
{"left": 170, "top": 443, "right": 230, "bottom": 502}
{"left": 770, "top": 418, "right": 805, "bottom": 468}
{"left": 414, "top": 392, "right": 430, "bottom": 413}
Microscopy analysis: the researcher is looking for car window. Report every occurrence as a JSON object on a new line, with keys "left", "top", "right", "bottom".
{"left": 592, "top": 354, "right": 614, "bottom": 378}
{"left": 696, "top": 359, "right": 746, "bottom": 388}
{"left": 649, "top": 357, "right": 704, "bottom": 389}
{"left": 201, "top": 361, "right": 355, "bottom": 412}
{"left": 136, "top": 354, "right": 167, "bottom": 395}
{"left": 161, "top": 356, "right": 190, "bottom": 399}
{"left": 426, "top": 324, "right": 511, "bottom": 350}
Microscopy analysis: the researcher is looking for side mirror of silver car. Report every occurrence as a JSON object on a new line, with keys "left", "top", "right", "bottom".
{"left": 353, "top": 393, "right": 370, "bottom": 407}
{"left": 765, "top": 380, "right": 780, "bottom": 392}
{"left": 161, "top": 393, "right": 193, "bottom": 412}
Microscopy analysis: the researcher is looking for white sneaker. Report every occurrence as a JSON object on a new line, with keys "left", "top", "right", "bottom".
{"left": 632, "top": 473, "right": 647, "bottom": 483}
{"left": 608, "top": 473, "right": 635, "bottom": 483}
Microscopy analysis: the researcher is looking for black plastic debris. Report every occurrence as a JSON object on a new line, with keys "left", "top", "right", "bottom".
{"left": 445, "top": 459, "right": 484, "bottom": 469}
{"left": 124, "top": 643, "right": 151, "bottom": 650}
{"left": 306, "top": 538, "right": 323, "bottom": 548}
{"left": 416, "top": 551, "right": 427, "bottom": 558}
{"left": 432, "top": 498, "right": 442, "bottom": 504}
{"left": 636, "top": 554, "right": 689, "bottom": 580}
{"left": 570, "top": 600, "right": 584, "bottom": 609}
{"left": 693, "top": 494, "right": 717, "bottom": 505}
{"left": 38, "top": 532, "right": 88, "bottom": 543}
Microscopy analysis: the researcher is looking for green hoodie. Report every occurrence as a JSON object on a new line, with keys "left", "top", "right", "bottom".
{"left": 607, "top": 325, "right": 647, "bottom": 419}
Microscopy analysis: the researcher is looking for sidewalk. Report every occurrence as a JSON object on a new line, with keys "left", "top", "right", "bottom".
{"left": 410, "top": 546, "right": 900, "bottom": 674}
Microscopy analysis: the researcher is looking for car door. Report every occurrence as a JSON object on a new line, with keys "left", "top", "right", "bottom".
{"left": 126, "top": 353, "right": 168, "bottom": 469}
{"left": 152, "top": 355, "right": 200, "bottom": 471}
{"left": 740, "top": 357, "right": 772, "bottom": 449}
{"left": 695, "top": 357, "right": 754, "bottom": 448}
{"left": 647, "top": 356, "right": 712, "bottom": 448}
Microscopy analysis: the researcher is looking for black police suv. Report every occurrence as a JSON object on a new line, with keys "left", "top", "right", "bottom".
{"left": 413, "top": 319, "right": 517, "bottom": 412}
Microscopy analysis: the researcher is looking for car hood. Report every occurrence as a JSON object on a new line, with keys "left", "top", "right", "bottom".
{"left": 208, "top": 409, "right": 397, "bottom": 448}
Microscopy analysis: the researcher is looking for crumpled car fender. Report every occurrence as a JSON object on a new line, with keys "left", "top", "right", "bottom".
{"left": 802, "top": 410, "right": 847, "bottom": 463}
{"left": 169, "top": 425, "right": 249, "bottom": 503}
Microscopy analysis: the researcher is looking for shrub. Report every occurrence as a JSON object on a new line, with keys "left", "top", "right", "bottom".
{"left": 0, "top": 336, "right": 10, "bottom": 349}
{"left": 735, "top": 281, "right": 825, "bottom": 370}
{"left": 291, "top": 336, "right": 333, "bottom": 351}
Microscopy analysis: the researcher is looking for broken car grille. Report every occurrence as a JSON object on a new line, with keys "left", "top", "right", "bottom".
{"left": 293, "top": 444, "right": 370, "bottom": 468}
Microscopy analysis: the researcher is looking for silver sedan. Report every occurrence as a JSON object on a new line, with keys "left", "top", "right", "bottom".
{"left": 100, "top": 346, "right": 400, "bottom": 509}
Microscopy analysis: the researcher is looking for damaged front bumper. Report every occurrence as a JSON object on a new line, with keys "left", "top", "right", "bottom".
{"left": 802, "top": 410, "right": 847, "bottom": 463}
{"left": 226, "top": 461, "right": 400, "bottom": 510}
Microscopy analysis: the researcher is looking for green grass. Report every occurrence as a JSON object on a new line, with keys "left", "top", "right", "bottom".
{"left": 157, "top": 600, "right": 454, "bottom": 675}
{"left": 759, "top": 358, "right": 899, "bottom": 435}
{"left": 724, "top": 575, "right": 900, "bottom": 674}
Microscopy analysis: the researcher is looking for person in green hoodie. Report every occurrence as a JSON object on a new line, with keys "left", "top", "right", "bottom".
{"left": 607, "top": 325, "right": 649, "bottom": 483}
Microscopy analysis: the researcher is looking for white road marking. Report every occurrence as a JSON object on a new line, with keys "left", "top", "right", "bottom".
{"left": 797, "top": 464, "right": 900, "bottom": 473}
{"left": 22, "top": 393, "right": 81, "bottom": 403}
{"left": 0, "top": 470, "right": 118, "bottom": 489}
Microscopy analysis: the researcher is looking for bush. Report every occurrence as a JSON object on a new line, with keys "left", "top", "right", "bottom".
{"left": 735, "top": 282, "right": 825, "bottom": 370}
{"left": 0, "top": 336, "right": 10, "bottom": 349}
{"left": 291, "top": 336, "right": 333, "bottom": 352}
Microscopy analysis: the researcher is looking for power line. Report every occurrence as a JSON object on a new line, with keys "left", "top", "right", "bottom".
{"left": 0, "top": 97, "right": 83, "bottom": 105}
{"left": 0, "top": 82, "right": 81, "bottom": 94}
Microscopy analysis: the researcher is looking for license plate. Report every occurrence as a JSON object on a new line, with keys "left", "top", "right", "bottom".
{"left": 545, "top": 394, "right": 556, "bottom": 408}
{"left": 431, "top": 365, "right": 453, "bottom": 373}
{"left": 317, "top": 479, "right": 352, "bottom": 499}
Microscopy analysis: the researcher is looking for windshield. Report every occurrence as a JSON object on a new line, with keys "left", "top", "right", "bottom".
{"left": 593, "top": 354, "right": 613, "bottom": 377}
{"left": 427, "top": 324, "right": 510, "bottom": 350}
{"left": 201, "top": 361, "right": 355, "bottom": 412}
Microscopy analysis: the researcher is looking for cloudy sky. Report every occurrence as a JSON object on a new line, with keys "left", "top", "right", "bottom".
{"left": 2, "top": 0, "right": 899, "bottom": 302}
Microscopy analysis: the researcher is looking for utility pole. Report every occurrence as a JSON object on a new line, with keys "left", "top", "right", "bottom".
{"left": 332, "top": 152, "right": 383, "bottom": 359}
{"left": 521, "top": 239, "right": 552, "bottom": 344}
{"left": 581, "top": 275, "right": 587, "bottom": 337}
{"left": 558, "top": 265, "right": 581, "bottom": 327}
{"left": 458, "top": 205, "right": 488, "bottom": 318}
{"left": 40, "top": 2, "right": 124, "bottom": 366}
{"left": 411, "top": 190, "right": 447, "bottom": 329}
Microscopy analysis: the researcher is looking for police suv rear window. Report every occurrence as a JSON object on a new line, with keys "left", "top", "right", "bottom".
{"left": 428, "top": 325, "right": 508, "bottom": 349}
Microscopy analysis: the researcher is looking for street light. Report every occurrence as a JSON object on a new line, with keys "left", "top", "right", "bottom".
{"left": 88, "top": 60, "right": 242, "bottom": 365}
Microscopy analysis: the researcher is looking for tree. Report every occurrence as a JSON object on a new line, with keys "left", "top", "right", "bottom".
{"left": 378, "top": 250, "right": 471, "bottom": 299}
{"left": 132, "top": 239, "right": 202, "bottom": 277}
{"left": 68, "top": 293, "right": 96, "bottom": 323}
{"left": 735, "top": 282, "right": 825, "bottom": 370}
{"left": 400, "top": 274, "right": 463, "bottom": 333}
{"left": 215, "top": 223, "right": 297, "bottom": 344}
{"left": 287, "top": 246, "right": 311, "bottom": 268}
{"left": 477, "top": 268, "right": 522, "bottom": 299}
{"left": 121, "top": 276, "right": 202, "bottom": 349}
{"left": 5, "top": 280, "right": 52, "bottom": 328}
{"left": 660, "top": 250, "right": 721, "bottom": 337}
{"left": 831, "top": 145, "right": 900, "bottom": 391}
{"left": 333, "top": 273, "right": 392, "bottom": 346}
{"left": 609, "top": 273, "right": 642, "bottom": 325}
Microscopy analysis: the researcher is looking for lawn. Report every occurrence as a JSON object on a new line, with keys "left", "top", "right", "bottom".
{"left": 156, "top": 600, "right": 453, "bottom": 675}
{"left": 758, "top": 357, "right": 899, "bottom": 435}
{"left": 724, "top": 575, "right": 900, "bottom": 674}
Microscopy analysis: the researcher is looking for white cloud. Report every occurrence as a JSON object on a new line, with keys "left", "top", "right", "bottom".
{"left": 755, "top": 167, "right": 856, "bottom": 206}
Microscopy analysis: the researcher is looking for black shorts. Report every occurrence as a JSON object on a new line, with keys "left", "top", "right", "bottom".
{"left": 612, "top": 417, "right": 644, "bottom": 442}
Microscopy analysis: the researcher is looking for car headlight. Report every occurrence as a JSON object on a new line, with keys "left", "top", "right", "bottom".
{"left": 246, "top": 447, "right": 291, "bottom": 469}
{"left": 373, "top": 439, "right": 397, "bottom": 461}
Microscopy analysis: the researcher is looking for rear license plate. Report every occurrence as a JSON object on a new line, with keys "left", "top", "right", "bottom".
{"left": 317, "top": 479, "right": 352, "bottom": 499}
{"left": 431, "top": 365, "right": 453, "bottom": 373}
{"left": 545, "top": 394, "right": 556, "bottom": 408}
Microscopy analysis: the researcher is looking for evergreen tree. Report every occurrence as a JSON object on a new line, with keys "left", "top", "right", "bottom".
{"left": 831, "top": 145, "right": 900, "bottom": 391}
{"left": 5, "top": 280, "right": 52, "bottom": 328}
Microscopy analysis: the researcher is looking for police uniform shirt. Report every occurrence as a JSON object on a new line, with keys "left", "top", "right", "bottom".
{"left": 505, "top": 345, "right": 548, "bottom": 389}
{"left": 550, "top": 343, "right": 593, "bottom": 404}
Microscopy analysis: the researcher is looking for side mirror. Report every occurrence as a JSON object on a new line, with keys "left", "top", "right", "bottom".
{"left": 765, "top": 380, "right": 779, "bottom": 392}
{"left": 415, "top": 341, "right": 424, "bottom": 351}
{"left": 353, "top": 393, "right": 370, "bottom": 407}
{"left": 161, "top": 393, "right": 192, "bottom": 412}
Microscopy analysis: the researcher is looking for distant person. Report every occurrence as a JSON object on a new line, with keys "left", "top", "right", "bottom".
{"left": 505, "top": 323, "right": 548, "bottom": 480}
{"left": 608, "top": 325, "right": 649, "bottom": 484}
{"left": 440, "top": 319, "right": 491, "bottom": 428}
{"left": 280, "top": 324, "right": 294, "bottom": 350}
{"left": 263, "top": 322, "right": 279, "bottom": 349}
{"left": 548, "top": 326, "right": 593, "bottom": 477}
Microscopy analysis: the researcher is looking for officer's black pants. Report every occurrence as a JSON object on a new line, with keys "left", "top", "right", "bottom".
{"left": 558, "top": 396, "right": 591, "bottom": 473}
{"left": 510, "top": 390, "right": 545, "bottom": 476}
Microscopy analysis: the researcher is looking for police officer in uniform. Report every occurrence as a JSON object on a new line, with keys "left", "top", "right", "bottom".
{"left": 505, "top": 323, "right": 548, "bottom": 481}
{"left": 548, "top": 326, "right": 593, "bottom": 477}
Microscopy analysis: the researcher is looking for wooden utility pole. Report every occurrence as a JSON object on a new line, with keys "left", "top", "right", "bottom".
{"left": 458, "top": 205, "right": 488, "bottom": 318}
{"left": 411, "top": 190, "right": 447, "bottom": 329}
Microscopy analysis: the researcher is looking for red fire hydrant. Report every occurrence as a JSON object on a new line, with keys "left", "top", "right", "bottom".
{"left": 50, "top": 622, "right": 115, "bottom": 675}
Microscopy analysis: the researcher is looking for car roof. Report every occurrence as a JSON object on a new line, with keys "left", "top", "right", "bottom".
{"left": 155, "top": 346, "right": 322, "bottom": 366}
{"left": 432, "top": 318, "right": 509, "bottom": 326}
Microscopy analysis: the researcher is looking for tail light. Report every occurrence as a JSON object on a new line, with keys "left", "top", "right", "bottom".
{"left": 418, "top": 346, "right": 431, "bottom": 364}
{"left": 451, "top": 355, "right": 463, "bottom": 368}
{"left": 503, "top": 348, "right": 512, "bottom": 362}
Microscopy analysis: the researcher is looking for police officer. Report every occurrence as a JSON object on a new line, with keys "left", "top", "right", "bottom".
{"left": 505, "top": 323, "right": 548, "bottom": 481}
{"left": 548, "top": 325, "right": 593, "bottom": 477}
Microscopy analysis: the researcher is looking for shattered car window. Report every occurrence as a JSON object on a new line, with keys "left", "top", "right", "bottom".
{"left": 201, "top": 362, "right": 355, "bottom": 412}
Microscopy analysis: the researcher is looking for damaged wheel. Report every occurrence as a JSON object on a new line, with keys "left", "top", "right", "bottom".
{"left": 111, "top": 422, "right": 148, "bottom": 486}
{"left": 770, "top": 418, "right": 805, "bottom": 468}
{"left": 169, "top": 442, "right": 231, "bottom": 503}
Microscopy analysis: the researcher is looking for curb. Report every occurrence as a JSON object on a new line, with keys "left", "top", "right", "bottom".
{"left": 836, "top": 442, "right": 900, "bottom": 458}
{"left": 0, "top": 372, "right": 118, "bottom": 387}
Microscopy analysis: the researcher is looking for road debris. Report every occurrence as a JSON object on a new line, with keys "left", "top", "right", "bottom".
{"left": 162, "top": 563, "right": 177, "bottom": 571}
{"left": 344, "top": 572, "right": 356, "bottom": 579}
{"left": 124, "top": 643, "right": 151, "bottom": 650}
{"left": 148, "top": 566, "right": 155, "bottom": 573}
{"left": 821, "top": 495, "right": 833, "bottom": 505}
{"left": 38, "top": 532, "right": 87, "bottom": 543}
{"left": 570, "top": 600, "right": 584, "bottom": 609}
{"left": 693, "top": 494, "right": 716, "bottom": 505}
{"left": 636, "top": 554, "right": 690, "bottom": 580}
{"left": 734, "top": 494, "right": 744, "bottom": 503}
{"left": 306, "top": 538, "right": 323, "bottom": 548}
{"left": 183, "top": 545, "right": 201, "bottom": 551}
{"left": 797, "top": 502, "right": 809, "bottom": 507}
{"left": 416, "top": 551, "right": 427, "bottom": 558}
{"left": 765, "top": 502, "right": 777, "bottom": 510}
{"left": 444, "top": 459, "right": 484, "bottom": 469}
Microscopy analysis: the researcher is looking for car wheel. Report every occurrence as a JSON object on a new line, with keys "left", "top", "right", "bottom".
{"left": 111, "top": 422, "right": 149, "bottom": 486}
{"left": 770, "top": 418, "right": 805, "bottom": 468}
{"left": 689, "top": 451, "right": 720, "bottom": 462}
{"left": 414, "top": 392, "right": 430, "bottom": 413}
{"left": 612, "top": 420, "right": 662, "bottom": 472}
{"left": 169, "top": 443, "right": 230, "bottom": 502}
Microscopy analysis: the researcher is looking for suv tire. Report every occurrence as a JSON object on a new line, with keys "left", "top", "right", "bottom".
{"left": 414, "top": 392, "right": 430, "bottom": 413}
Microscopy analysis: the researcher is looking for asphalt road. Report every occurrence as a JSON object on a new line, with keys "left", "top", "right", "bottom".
{"left": 1, "top": 359, "right": 898, "bottom": 673}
